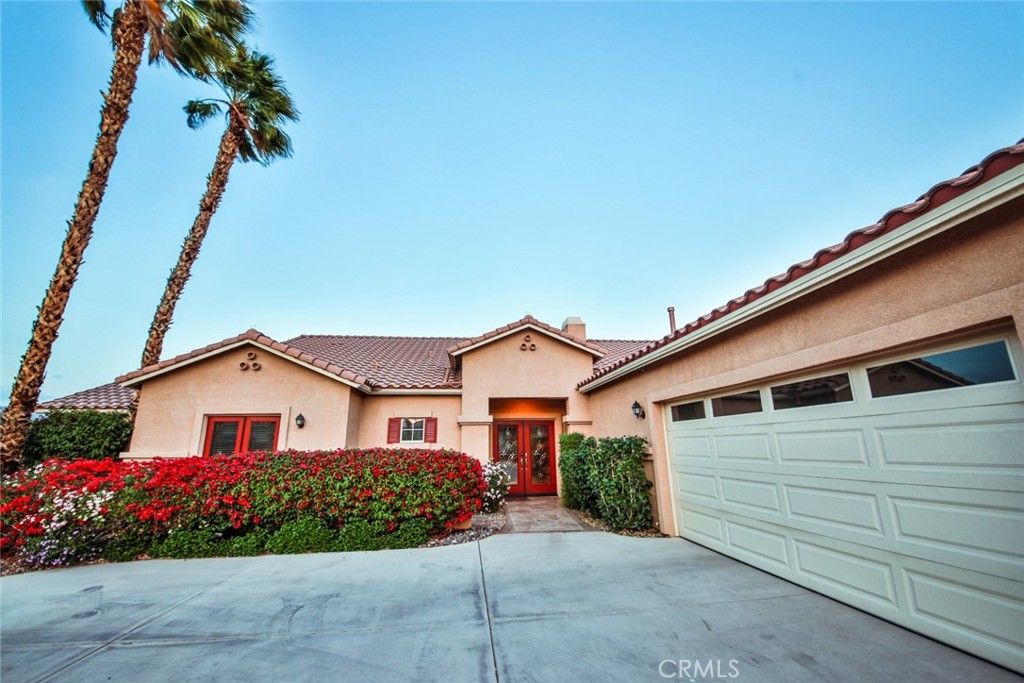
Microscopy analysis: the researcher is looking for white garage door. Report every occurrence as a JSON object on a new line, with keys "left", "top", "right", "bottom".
{"left": 664, "top": 331, "right": 1024, "bottom": 673}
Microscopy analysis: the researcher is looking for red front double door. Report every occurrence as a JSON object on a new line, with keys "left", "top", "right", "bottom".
{"left": 493, "top": 420, "right": 556, "bottom": 496}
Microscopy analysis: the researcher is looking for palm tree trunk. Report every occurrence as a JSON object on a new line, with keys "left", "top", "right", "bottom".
{"left": 135, "top": 124, "right": 240, "bottom": 400}
{"left": 0, "top": 1, "right": 148, "bottom": 472}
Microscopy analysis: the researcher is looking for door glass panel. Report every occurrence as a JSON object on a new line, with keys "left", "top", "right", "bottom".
{"left": 771, "top": 373, "right": 853, "bottom": 410}
{"left": 497, "top": 425, "right": 519, "bottom": 485}
{"left": 711, "top": 390, "right": 763, "bottom": 416}
{"left": 209, "top": 421, "right": 240, "bottom": 455}
{"left": 247, "top": 420, "right": 278, "bottom": 452}
{"left": 529, "top": 425, "right": 551, "bottom": 485}
{"left": 867, "top": 341, "right": 1017, "bottom": 398}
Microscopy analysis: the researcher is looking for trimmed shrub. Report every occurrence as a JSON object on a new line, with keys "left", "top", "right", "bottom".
{"left": 266, "top": 517, "right": 339, "bottom": 555}
{"left": 24, "top": 410, "right": 133, "bottom": 467}
{"left": 557, "top": 435, "right": 653, "bottom": 532}
{"left": 150, "top": 529, "right": 222, "bottom": 559}
{"left": 558, "top": 433, "right": 597, "bottom": 513}
{"left": 0, "top": 448, "right": 486, "bottom": 567}
{"left": 588, "top": 436, "right": 653, "bottom": 532}
{"left": 224, "top": 527, "right": 271, "bottom": 557}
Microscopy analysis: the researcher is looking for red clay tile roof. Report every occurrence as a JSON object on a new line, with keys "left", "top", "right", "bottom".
{"left": 445, "top": 315, "right": 609, "bottom": 357}
{"left": 103, "top": 322, "right": 653, "bottom": 396}
{"left": 285, "top": 335, "right": 466, "bottom": 390}
{"left": 578, "top": 139, "right": 1024, "bottom": 389}
{"left": 38, "top": 383, "right": 135, "bottom": 411}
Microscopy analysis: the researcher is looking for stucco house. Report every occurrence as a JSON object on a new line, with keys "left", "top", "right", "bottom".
{"left": 42, "top": 140, "right": 1024, "bottom": 671}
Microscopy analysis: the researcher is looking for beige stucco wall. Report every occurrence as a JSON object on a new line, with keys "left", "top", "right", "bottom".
{"left": 356, "top": 395, "right": 462, "bottom": 451}
{"left": 458, "top": 331, "right": 595, "bottom": 466}
{"left": 126, "top": 342, "right": 359, "bottom": 458}
{"left": 586, "top": 195, "right": 1024, "bottom": 535}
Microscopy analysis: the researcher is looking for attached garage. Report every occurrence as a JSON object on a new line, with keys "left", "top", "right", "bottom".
{"left": 665, "top": 329, "right": 1024, "bottom": 671}
{"left": 580, "top": 142, "right": 1024, "bottom": 673}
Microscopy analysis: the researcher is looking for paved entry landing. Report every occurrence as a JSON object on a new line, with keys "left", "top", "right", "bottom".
{"left": 503, "top": 497, "right": 596, "bottom": 532}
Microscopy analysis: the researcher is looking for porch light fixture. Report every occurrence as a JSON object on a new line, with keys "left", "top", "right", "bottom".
{"left": 295, "top": 413, "right": 306, "bottom": 429}
{"left": 631, "top": 401, "right": 645, "bottom": 419}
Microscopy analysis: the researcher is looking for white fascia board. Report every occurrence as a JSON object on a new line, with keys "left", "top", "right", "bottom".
{"left": 371, "top": 389, "right": 463, "bottom": 396}
{"left": 580, "top": 165, "right": 1024, "bottom": 394}
{"left": 119, "top": 339, "right": 371, "bottom": 393}
{"left": 450, "top": 324, "right": 604, "bottom": 358}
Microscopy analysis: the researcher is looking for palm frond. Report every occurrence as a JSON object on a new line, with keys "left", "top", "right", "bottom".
{"left": 184, "top": 100, "right": 223, "bottom": 130}
{"left": 81, "top": 0, "right": 110, "bottom": 31}
{"left": 209, "top": 46, "right": 299, "bottom": 165}
{"left": 163, "top": 0, "right": 252, "bottom": 78}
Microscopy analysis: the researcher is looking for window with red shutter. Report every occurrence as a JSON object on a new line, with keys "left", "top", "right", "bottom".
{"left": 388, "top": 417, "right": 437, "bottom": 444}
{"left": 387, "top": 417, "right": 401, "bottom": 444}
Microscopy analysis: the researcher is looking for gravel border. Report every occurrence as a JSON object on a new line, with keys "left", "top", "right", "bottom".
{"left": 420, "top": 509, "right": 508, "bottom": 548}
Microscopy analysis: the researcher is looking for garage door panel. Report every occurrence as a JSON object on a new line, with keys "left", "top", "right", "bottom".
{"left": 677, "top": 472, "right": 718, "bottom": 501}
{"left": 784, "top": 485, "right": 884, "bottom": 535}
{"left": 905, "top": 571, "right": 1024, "bottom": 650}
{"left": 890, "top": 496, "right": 1024, "bottom": 564}
{"left": 725, "top": 520, "right": 790, "bottom": 569}
{"left": 714, "top": 433, "right": 773, "bottom": 461}
{"left": 793, "top": 540, "right": 898, "bottom": 607}
{"left": 669, "top": 434, "right": 713, "bottom": 460}
{"left": 776, "top": 429, "right": 869, "bottom": 466}
{"left": 719, "top": 477, "right": 782, "bottom": 513}
{"left": 679, "top": 507, "right": 725, "bottom": 546}
{"left": 877, "top": 419, "right": 1024, "bottom": 472}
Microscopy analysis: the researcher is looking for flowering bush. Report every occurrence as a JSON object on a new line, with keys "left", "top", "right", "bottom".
{"left": 1, "top": 448, "right": 486, "bottom": 568}
{"left": 480, "top": 461, "right": 510, "bottom": 514}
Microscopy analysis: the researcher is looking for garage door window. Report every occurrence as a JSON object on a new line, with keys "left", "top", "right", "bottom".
{"left": 670, "top": 401, "right": 706, "bottom": 422}
{"left": 711, "top": 390, "right": 762, "bottom": 416}
{"left": 771, "top": 372, "right": 853, "bottom": 410}
{"left": 868, "top": 340, "right": 1016, "bottom": 398}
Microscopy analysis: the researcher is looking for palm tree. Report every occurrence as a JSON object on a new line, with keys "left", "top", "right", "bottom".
{"left": 0, "top": 0, "right": 251, "bottom": 472}
{"left": 137, "top": 48, "right": 297, "bottom": 380}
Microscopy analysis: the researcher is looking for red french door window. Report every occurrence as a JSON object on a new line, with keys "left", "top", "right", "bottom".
{"left": 493, "top": 420, "right": 556, "bottom": 496}
{"left": 204, "top": 416, "right": 281, "bottom": 456}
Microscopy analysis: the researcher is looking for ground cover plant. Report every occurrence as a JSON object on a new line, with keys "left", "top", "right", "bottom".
{"left": 0, "top": 448, "right": 486, "bottom": 569}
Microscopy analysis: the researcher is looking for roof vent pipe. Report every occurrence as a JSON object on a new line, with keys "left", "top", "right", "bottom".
{"left": 667, "top": 306, "right": 677, "bottom": 334}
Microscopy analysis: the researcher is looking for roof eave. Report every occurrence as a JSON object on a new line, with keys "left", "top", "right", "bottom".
{"left": 580, "top": 160, "right": 1024, "bottom": 393}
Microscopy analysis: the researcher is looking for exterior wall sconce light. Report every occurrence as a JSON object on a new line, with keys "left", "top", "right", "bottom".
{"left": 631, "top": 401, "right": 646, "bottom": 419}
{"left": 295, "top": 413, "right": 306, "bottom": 429}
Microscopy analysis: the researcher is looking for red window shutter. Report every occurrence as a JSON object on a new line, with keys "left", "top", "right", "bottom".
{"left": 424, "top": 417, "right": 438, "bottom": 443}
{"left": 387, "top": 417, "right": 401, "bottom": 444}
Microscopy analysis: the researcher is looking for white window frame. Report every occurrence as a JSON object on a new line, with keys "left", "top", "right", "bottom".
{"left": 400, "top": 418, "right": 426, "bottom": 443}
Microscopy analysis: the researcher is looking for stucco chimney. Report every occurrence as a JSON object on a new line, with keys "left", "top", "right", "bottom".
{"left": 561, "top": 316, "right": 586, "bottom": 341}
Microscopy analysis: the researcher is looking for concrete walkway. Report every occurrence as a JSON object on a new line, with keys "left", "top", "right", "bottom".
{"left": 2, "top": 533, "right": 1019, "bottom": 682}
{"left": 502, "top": 497, "right": 596, "bottom": 532}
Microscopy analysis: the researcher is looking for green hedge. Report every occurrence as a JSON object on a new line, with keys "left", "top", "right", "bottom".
{"left": 24, "top": 409, "right": 132, "bottom": 467}
{"left": 558, "top": 434, "right": 653, "bottom": 532}
{"left": 558, "top": 433, "right": 597, "bottom": 513}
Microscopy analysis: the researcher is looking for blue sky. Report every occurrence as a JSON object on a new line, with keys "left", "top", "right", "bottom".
{"left": 2, "top": 1, "right": 1022, "bottom": 402}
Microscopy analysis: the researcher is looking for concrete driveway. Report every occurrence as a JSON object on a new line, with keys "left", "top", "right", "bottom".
{"left": 1, "top": 532, "right": 1018, "bottom": 682}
